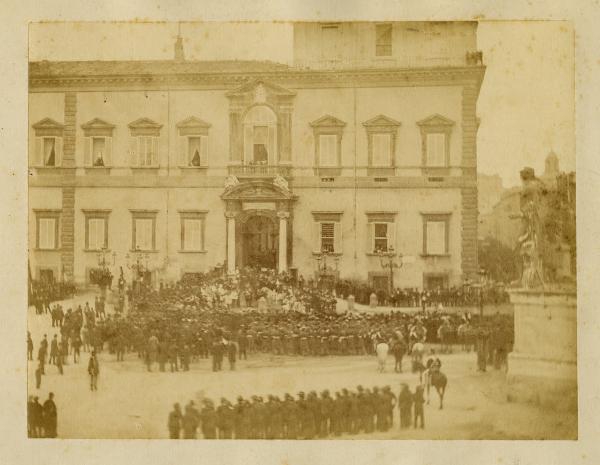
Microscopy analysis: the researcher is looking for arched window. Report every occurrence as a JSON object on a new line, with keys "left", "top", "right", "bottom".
{"left": 243, "top": 105, "right": 277, "bottom": 165}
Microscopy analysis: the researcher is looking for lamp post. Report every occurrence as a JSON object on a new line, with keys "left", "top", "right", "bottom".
{"left": 477, "top": 268, "right": 488, "bottom": 319}
{"left": 95, "top": 247, "right": 116, "bottom": 297}
{"left": 126, "top": 246, "right": 150, "bottom": 295}
{"left": 314, "top": 249, "right": 339, "bottom": 289}
{"left": 96, "top": 247, "right": 116, "bottom": 270}
{"left": 378, "top": 245, "right": 402, "bottom": 296}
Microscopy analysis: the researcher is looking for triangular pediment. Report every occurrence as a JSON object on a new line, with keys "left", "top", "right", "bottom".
{"left": 81, "top": 118, "right": 115, "bottom": 130}
{"left": 417, "top": 114, "right": 455, "bottom": 127}
{"left": 176, "top": 116, "right": 211, "bottom": 129}
{"left": 128, "top": 117, "right": 163, "bottom": 129}
{"left": 221, "top": 180, "right": 297, "bottom": 201}
{"left": 310, "top": 115, "right": 346, "bottom": 128}
{"left": 226, "top": 79, "right": 296, "bottom": 98}
{"left": 363, "top": 114, "right": 401, "bottom": 127}
{"left": 32, "top": 118, "right": 65, "bottom": 130}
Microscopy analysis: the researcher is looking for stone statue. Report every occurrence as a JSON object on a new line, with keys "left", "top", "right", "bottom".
{"left": 224, "top": 175, "right": 240, "bottom": 190}
{"left": 512, "top": 167, "right": 576, "bottom": 289}
{"left": 273, "top": 174, "right": 289, "bottom": 191}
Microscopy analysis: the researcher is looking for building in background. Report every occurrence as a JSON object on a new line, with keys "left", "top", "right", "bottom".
{"left": 477, "top": 173, "right": 504, "bottom": 215}
{"left": 28, "top": 21, "right": 485, "bottom": 290}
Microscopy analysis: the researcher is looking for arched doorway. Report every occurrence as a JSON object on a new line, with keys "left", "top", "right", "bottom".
{"left": 239, "top": 214, "right": 278, "bottom": 269}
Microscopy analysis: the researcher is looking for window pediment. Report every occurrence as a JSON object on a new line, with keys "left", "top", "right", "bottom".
{"left": 128, "top": 117, "right": 162, "bottom": 136}
{"left": 310, "top": 115, "right": 346, "bottom": 130}
{"left": 33, "top": 118, "right": 65, "bottom": 137}
{"left": 81, "top": 118, "right": 115, "bottom": 137}
{"left": 226, "top": 79, "right": 296, "bottom": 100}
{"left": 417, "top": 114, "right": 455, "bottom": 130}
{"left": 177, "top": 116, "right": 211, "bottom": 136}
{"left": 363, "top": 115, "right": 401, "bottom": 131}
{"left": 221, "top": 180, "right": 297, "bottom": 201}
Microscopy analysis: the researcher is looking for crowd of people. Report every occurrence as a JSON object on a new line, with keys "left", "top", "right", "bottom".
{"left": 335, "top": 280, "right": 510, "bottom": 308}
{"left": 167, "top": 383, "right": 427, "bottom": 439}
{"left": 29, "top": 279, "right": 76, "bottom": 314}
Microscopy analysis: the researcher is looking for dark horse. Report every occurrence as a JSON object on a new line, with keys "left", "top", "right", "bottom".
{"left": 424, "top": 358, "right": 448, "bottom": 409}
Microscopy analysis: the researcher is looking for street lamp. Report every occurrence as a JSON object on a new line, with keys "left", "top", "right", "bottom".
{"left": 126, "top": 246, "right": 150, "bottom": 292}
{"left": 378, "top": 245, "right": 402, "bottom": 295}
{"left": 314, "top": 249, "right": 339, "bottom": 289}
{"left": 96, "top": 247, "right": 116, "bottom": 269}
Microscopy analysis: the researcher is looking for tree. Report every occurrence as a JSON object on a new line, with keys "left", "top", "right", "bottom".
{"left": 478, "top": 237, "right": 520, "bottom": 284}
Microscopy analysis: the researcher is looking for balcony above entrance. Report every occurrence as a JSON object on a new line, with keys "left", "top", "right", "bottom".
{"left": 228, "top": 164, "right": 292, "bottom": 179}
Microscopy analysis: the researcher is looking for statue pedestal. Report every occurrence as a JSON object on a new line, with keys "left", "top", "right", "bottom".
{"left": 507, "top": 289, "right": 577, "bottom": 411}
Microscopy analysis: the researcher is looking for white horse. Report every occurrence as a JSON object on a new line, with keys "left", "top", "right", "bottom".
{"left": 376, "top": 342, "right": 389, "bottom": 372}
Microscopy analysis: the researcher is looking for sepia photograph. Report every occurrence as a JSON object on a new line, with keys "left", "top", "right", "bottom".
{"left": 26, "top": 20, "right": 577, "bottom": 440}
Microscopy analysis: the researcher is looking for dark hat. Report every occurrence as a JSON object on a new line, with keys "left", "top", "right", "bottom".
{"left": 298, "top": 391, "right": 305, "bottom": 397}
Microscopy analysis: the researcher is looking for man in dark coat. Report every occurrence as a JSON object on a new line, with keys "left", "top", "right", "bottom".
{"left": 42, "top": 392, "right": 57, "bottom": 438}
{"left": 216, "top": 398, "right": 234, "bottom": 439}
{"left": 200, "top": 400, "right": 217, "bottom": 439}
{"left": 211, "top": 341, "right": 223, "bottom": 372}
{"left": 413, "top": 385, "right": 425, "bottom": 429}
{"left": 31, "top": 396, "right": 43, "bottom": 438}
{"left": 227, "top": 341, "right": 237, "bottom": 371}
{"left": 168, "top": 403, "right": 182, "bottom": 439}
{"left": 88, "top": 350, "right": 100, "bottom": 391}
{"left": 27, "top": 332, "right": 34, "bottom": 361}
{"left": 398, "top": 383, "right": 413, "bottom": 428}
{"left": 49, "top": 335, "right": 59, "bottom": 365}
{"left": 182, "top": 401, "right": 200, "bottom": 439}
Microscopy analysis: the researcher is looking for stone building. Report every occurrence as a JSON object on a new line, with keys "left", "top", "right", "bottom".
{"left": 28, "top": 21, "right": 485, "bottom": 290}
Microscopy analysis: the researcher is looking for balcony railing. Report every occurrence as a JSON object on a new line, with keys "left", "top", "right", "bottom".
{"left": 228, "top": 164, "right": 292, "bottom": 177}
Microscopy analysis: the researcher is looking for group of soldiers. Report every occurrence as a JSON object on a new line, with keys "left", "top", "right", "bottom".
{"left": 168, "top": 383, "right": 427, "bottom": 439}
{"left": 29, "top": 279, "right": 76, "bottom": 315}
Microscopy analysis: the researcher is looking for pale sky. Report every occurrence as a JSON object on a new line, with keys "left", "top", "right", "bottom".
{"left": 29, "top": 21, "right": 575, "bottom": 187}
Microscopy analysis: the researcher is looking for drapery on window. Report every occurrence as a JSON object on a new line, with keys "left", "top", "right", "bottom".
{"left": 92, "top": 137, "right": 106, "bottom": 167}
{"left": 244, "top": 105, "right": 277, "bottom": 165}
{"left": 43, "top": 138, "right": 56, "bottom": 166}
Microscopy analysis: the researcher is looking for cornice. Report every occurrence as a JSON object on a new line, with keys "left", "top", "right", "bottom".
{"left": 29, "top": 65, "right": 486, "bottom": 92}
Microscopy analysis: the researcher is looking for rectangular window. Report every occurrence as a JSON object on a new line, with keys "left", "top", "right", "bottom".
{"left": 319, "top": 134, "right": 338, "bottom": 167}
{"left": 374, "top": 223, "right": 388, "bottom": 252}
{"left": 138, "top": 136, "right": 158, "bottom": 167}
{"left": 87, "top": 218, "right": 106, "bottom": 250}
{"left": 320, "top": 222, "right": 335, "bottom": 253}
{"left": 426, "top": 220, "right": 446, "bottom": 255}
{"left": 134, "top": 218, "right": 154, "bottom": 251}
{"left": 43, "top": 137, "right": 56, "bottom": 167}
{"left": 183, "top": 218, "right": 203, "bottom": 251}
{"left": 321, "top": 25, "right": 340, "bottom": 60}
{"left": 253, "top": 126, "right": 269, "bottom": 164}
{"left": 376, "top": 23, "right": 393, "bottom": 56}
{"left": 92, "top": 137, "right": 106, "bottom": 167}
{"left": 38, "top": 218, "right": 57, "bottom": 249}
{"left": 426, "top": 133, "right": 447, "bottom": 167}
{"left": 371, "top": 133, "right": 392, "bottom": 167}
{"left": 188, "top": 136, "right": 202, "bottom": 166}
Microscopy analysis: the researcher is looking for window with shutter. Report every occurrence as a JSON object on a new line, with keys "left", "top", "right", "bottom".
{"left": 135, "top": 218, "right": 154, "bottom": 250}
{"left": 426, "top": 133, "right": 447, "bottom": 167}
{"left": 183, "top": 218, "right": 203, "bottom": 251}
{"left": 87, "top": 218, "right": 106, "bottom": 250}
{"left": 321, "top": 222, "right": 335, "bottom": 252}
{"left": 319, "top": 134, "right": 338, "bottom": 167}
{"left": 426, "top": 220, "right": 446, "bottom": 255}
{"left": 371, "top": 133, "right": 392, "bottom": 167}
{"left": 38, "top": 218, "right": 56, "bottom": 249}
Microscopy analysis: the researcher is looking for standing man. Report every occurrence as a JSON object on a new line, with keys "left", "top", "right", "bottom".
{"left": 42, "top": 392, "right": 58, "bottom": 438}
{"left": 49, "top": 334, "right": 59, "bottom": 365}
{"left": 227, "top": 341, "right": 237, "bottom": 371}
{"left": 398, "top": 383, "right": 412, "bottom": 429}
{"left": 182, "top": 401, "right": 200, "bottom": 439}
{"left": 27, "top": 332, "right": 34, "bottom": 361}
{"left": 168, "top": 403, "right": 183, "bottom": 439}
{"left": 88, "top": 350, "right": 100, "bottom": 391}
{"left": 413, "top": 385, "right": 425, "bottom": 429}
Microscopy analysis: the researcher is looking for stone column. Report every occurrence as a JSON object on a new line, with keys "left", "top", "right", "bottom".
{"left": 226, "top": 212, "right": 236, "bottom": 274}
{"left": 277, "top": 211, "right": 289, "bottom": 273}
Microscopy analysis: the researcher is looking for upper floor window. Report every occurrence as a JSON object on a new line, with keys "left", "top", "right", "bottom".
{"left": 34, "top": 209, "right": 60, "bottom": 250}
{"left": 244, "top": 105, "right": 277, "bottom": 165}
{"left": 375, "top": 23, "right": 393, "bottom": 57}
{"left": 83, "top": 210, "right": 110, "bottom": 251}
{"left": 130, "top": 210, "right": 158, "bottom": 251}
{"left": 417, "top": 114, "right": 455, "bottom": 170}
{"left": 128, "top": 118, "right": 162, "bottom": 168}
{"left": 363, "top": 115, "right": 401, "bottom": 169}
{"left": 366, "top": 212, "right": 397, "bottom": 253}
{"left": 422, "top": 213, "right": 451, "bottom": 256}
{"left": 177, "top": 117, "right": 211, "bottom": 168}
{"left": 312, "top": 211, "right": 343, "bottom": 254}
{"left": 81, "top": 118, "right": 115, "bottom": 167}
{"left": 310, "top": 115, "right": 346, "bottom": 174}
{"left": 32, "top": 118, "right": 64, "bottom": 167}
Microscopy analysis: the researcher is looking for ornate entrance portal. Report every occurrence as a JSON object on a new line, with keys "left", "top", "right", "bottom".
{"left": 240, "top": 214, "right": 278, "bottom": 269}
{"left": 221, "top": 178, "right": 297, "bottom": 274}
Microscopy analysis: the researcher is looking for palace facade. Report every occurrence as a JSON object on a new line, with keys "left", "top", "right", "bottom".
{"left": 28, "top": 21, "right": 485, "bottom": 290}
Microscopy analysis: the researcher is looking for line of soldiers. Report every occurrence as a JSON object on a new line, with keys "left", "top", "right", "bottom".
{"left": 27, "top": 393, "right": 58, "bottom": 438}
{"left": 168, "top": 384, "right": 427, "bottom": 439}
